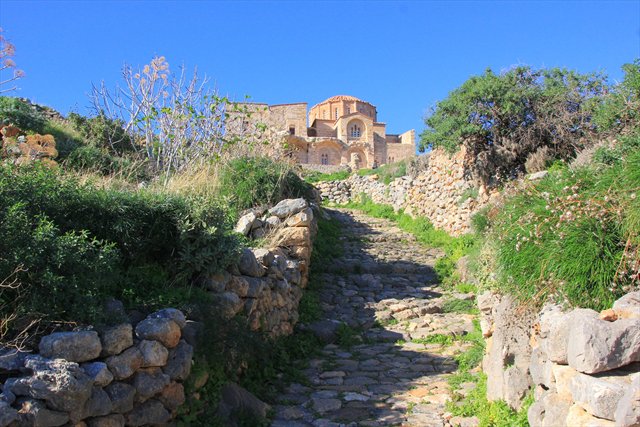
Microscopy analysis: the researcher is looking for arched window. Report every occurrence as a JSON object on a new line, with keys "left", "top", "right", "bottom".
{"left": 350, "top": 124, "right": 361, "bottom": 137}
{"left": 321, "top": 153, "right": 329, "bottom": 165}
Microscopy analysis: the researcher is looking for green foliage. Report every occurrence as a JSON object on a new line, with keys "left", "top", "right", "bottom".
{"left": 447, "top": 374, "right": 532, "bottom": 427}
{"left": 0, "top": 96, "right": 47, "bottom": 132}
{"left": 67, "top": 112, "right": 134, "bottom": 154}
{"left": 335, "top": 323, "right": 360, "bottom": 348}
{"left": 303, "top": 169, "right": 350, "bottom": 183}
{"left": 592, "top": 59, "right": 640, "bottom": 133}
{"left": 357, "top": 160, "right": 408, "bottom": 184}
{"left": 458, "top": 187, "right": 479, "bottom": 205}
{"left": 63, "top": 145, "right": 150, "bottom": 180}
{"left": 481, "top": 146, "right": 640, "bottom": 310}
{"left": 421, "top": 66, "right": 605, "bottom": 185}
{"left": 471, "top": 208, "right": 490, "bottom": 235}
{"left": 0, "top": 164, "right": 242, "bottom": 342}
{"left": 442, "top": 299, "right": 478, "bottom": 314}
{"left": 412, "top": 334, "right": 455, "bottom": 346}
{"left": 217, "top": 157, "right": 314, "bottom": 217}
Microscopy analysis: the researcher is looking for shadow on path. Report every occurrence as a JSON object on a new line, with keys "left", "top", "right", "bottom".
{"left": 271, "top": 209, "right": 477, "bottom": 427}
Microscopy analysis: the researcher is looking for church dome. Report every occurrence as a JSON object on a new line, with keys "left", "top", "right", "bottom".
{"left": 323, "top": 95, "right": 363, "bottom": 103}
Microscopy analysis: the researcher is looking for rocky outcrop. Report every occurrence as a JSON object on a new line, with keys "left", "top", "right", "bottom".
{"left": 1, "top": 310, "right": 192, "bottom": 427}
{"left": 478, "top": 291, "right": 640, "bottom": 427}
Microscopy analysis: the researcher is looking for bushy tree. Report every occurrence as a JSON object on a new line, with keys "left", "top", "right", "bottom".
{"left": 420, "top": 66, "right": 605, "bottom": 185}
{"left": 593, "top": 59, "right": 640, "bottom": 134}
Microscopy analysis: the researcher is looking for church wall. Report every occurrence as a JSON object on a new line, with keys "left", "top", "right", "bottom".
{"left": 312, "top": 120, "right": 335, "bottom": 137}
{"left": 269, "top": 104, "right": 307, "bottom": 137}
{"left": 386, "top": 143, "right": 415, "bottom": 164}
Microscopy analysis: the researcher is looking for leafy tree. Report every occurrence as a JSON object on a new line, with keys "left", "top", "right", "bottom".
{"left": 420, "top": 66, "right": 605, "bottom": 185}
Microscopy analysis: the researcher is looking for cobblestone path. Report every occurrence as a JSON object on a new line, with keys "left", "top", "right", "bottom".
{"left": 271, "top": 209, "right": 477, "bottom": 427}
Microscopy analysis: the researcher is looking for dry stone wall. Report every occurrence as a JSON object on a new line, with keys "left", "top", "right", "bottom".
{"left": 1, "top": 309, "right": 193, "bottom": 427}
{"left": 0, "top": 198, "right": 317, "bottom": 426}
{"left": 212, "top": 197, "right": 318, "bottom": 337}
{"left": 316, "top": 148, "right": 500, "bottom": 236}
{"left": 478, "top": 291, "right": 640, "bottom": 427}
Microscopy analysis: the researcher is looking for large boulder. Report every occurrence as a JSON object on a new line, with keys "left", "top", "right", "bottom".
{"left": 147, "top": 308, "right": 187, "bottom": 329}
{"left": 284, "top": 207, "right": 313, "bottom": 227}
{"left": 75, "top": 386, "right": 112, "bottom": 420}
{"left": 39, "top": 331, "right": 102, "bottom": 363}
{"left": 135, "top": 318, "right": 181, "bottom": 349}
{"left": 612, "top": 291, "right": 640, "bottom": 320}
{"left": 158, "top": 382, "right": 185, "bottom": 411}
{"left": 5, "top": 356, "right": 93, "bottom": 413}
{"left": 567, "top": 309, "right": 640, "bottom": 374}
{"left": 268, "top": 198, "right": 308, "bottom": 219}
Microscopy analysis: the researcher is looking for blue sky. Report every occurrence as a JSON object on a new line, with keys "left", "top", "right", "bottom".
{"left": 1, "top": 1, "right": 639, "bottom": 135}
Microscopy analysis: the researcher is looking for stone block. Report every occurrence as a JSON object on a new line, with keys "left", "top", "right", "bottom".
{"left": 99, "top": 324, "right": 133, "bottom": 357}
{"left": 124, "top": 399, "right": 170, "bottom": 426}
{"left": 104, "top": 382, "right": 135, "bottom": 414}
{"left": 81, "top": 362, "right": 113, "bottom": 387}
{"left": 566, "top": 403, "right": 616, "bottom": 427}
{"left": 614, "top": 373, "right": 640, "bottom": 427}
{"left": 137, "top": 340, "right": 169, "bottom": 368}
{"left": 148, "top": 308, "right": 187, "bottom": 329}
{"left": 133, "top": 368, "right": 170, "bottom": 402}
{"left": 237, "top": 248, "right": 267, "bottom": 277}
{"left": 567, "top": 310, "right": 640, "bottom": 374}
{"left": 135, "top": 318, "right": 181, "bottom": 349}
{"left": 234, "top": 212, "right": 257, "bottom": 235}
{"left": 163, "top": 340, "right": 193, "bottom": 381}
{"left": 105, "top": 347, "right": 143, "bottom": 380}
{"left": 39, "top": 331, "right": 102, "bottom": 363}
{"left": 268, "top": 198, "right": 308, "bottom": 219}
{"left": 7, "top": 356, "right": 93, "bottom": 414}
{"left": 570, "top": 372, "right": 625, "bottom": 420}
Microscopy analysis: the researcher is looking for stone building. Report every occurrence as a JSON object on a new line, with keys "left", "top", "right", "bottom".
{"left": 227, "top": 95, "right": 415, "bottom": 169}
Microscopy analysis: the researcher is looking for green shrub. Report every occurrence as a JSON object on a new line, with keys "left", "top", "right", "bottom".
{"left": 0, "top": 164, "right": 242, "bottom": 343}
{"left": 217, "top": 157, "right": 313, "bottom": 216}
{"left": 68, "top": 112, "right": 134, "bottom": 154}
{"left": 357, "top": 160, "right": 407, "bottom": 184}
{"left": 0, "top": 204, "right": 120, "bottom": 334}
{"left": 0, "top": 96, "right": 47, "bottom": 132}
{"left": 63, "top": 145, "right": 149, "bottom": 180}
{"left": 485, "top": 147, "right": 640, "bottom": 309}
{"left": 304, "top": 169, "right": 350, "bottom": 183}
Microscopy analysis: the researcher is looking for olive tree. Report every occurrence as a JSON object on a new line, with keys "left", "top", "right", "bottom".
{"left": 420, "top": 66, "right": 606, "bottom": 185}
